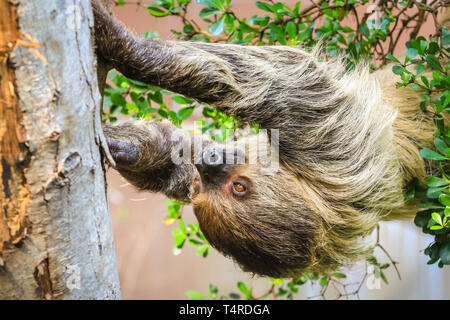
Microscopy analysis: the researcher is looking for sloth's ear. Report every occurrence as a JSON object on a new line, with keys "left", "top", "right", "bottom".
{"left": 106, "top": 140, "right": 139, "bottom": 166}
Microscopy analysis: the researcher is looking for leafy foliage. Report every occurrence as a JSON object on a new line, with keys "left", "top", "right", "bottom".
{"left": 390, "top": 32, "right": 450, "bottom": 267}
{"left": 108, "top": 0, "right": 448, "bottom": 299}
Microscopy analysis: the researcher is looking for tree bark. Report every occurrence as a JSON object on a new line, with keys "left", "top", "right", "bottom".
{"left": 0, "top": 0, "right": 121, "bottom": 299}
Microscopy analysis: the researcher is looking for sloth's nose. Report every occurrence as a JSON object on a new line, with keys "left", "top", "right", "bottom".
{"left": 194, "top": 147, "right": 245, "bottom": 188}
{"left": 195, "top": 148, "right": 227, "bottom": 185}
{"left": 202, "top": 149, "right": 223, "bottom": 166}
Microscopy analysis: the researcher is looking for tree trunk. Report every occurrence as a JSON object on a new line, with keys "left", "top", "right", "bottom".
{"left": 0, "top": 0, "right": 121, "bottom": 299}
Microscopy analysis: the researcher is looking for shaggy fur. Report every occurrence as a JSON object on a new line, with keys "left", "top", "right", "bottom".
{"left": 92, "top": 0, "right": 439, "bottom": 277}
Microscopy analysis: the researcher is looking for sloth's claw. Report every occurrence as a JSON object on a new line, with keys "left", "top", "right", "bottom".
{"left": 106, "top": 140, "right": 139, "bottom": 166}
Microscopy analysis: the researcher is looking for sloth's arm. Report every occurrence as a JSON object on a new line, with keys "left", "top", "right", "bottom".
{"left": 91, "top": 0, "right": 333, "bottom": 129}
{"left": 92, "top": 1, "right": 237, "bottom": 105}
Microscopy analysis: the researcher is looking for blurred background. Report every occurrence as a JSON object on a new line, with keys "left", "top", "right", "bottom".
{"left": 107, "top": 0, "right": 450, "bottom": 299}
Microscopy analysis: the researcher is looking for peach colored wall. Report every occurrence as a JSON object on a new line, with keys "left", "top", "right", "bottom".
{"left": 108, "top": 1, "right": 450, "bottom": 299}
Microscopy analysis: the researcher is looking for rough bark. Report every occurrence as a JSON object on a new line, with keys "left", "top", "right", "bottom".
{"left": 0, "top": 0, "right": 121, "bottom": 299}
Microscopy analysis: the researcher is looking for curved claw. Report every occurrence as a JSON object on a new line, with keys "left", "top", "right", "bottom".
{"left": 107, "top": 140, "right": 139, "bottom": 166}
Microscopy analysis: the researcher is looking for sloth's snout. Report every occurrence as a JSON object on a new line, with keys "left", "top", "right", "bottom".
{"left": 195, "top": 147, "right": 245, "bottom": 188}
{"left": 203, "top": 149, "right": 223, "bottom": 166}
{"left": 195, "top": 148, "right": 227, "bottom": 184}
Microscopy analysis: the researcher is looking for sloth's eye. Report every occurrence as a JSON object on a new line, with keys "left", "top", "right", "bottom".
{"left": 192, "top": 178, "right": 200, "bottom": 194}
{"left": 232, "top": 181, "right": 247, "bottom": 197}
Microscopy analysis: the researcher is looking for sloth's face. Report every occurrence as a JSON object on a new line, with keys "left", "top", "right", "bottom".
{"left": 191, "top": 144, "right": 320, "bottom": 277}
{"left": 191, "top": 146, "right": 250, "bottom": 197}
{"left": 104, "top": 122, "right": 322, "bottom": 277}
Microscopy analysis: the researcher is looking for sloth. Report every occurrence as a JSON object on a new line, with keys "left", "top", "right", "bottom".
{"left": 92, "top": 0, "right": 441, "bottom": 277}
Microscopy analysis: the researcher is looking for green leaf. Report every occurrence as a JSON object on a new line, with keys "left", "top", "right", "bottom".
{"left": 426, "top": 176, "right": 449, "bottom": 188}
{"left": 426, "top": 54, "right": 443, "bottom": 71}
{"left": 421, "top": 76, "right": 430, "bottom": 88}
{"left": 174, "top": 234, "right": 186, "bottom": 248}
{"left": 199, "top": 7, "right": 221, "bottom": 17}
{"left": 209, "top": 15, "right": 225, "bottom": 35}
{"left": 147, "top": 5, "right": 171, "bottom": 17}
{"left": 359, "top": 23, "right": 370, "bottom": 38}
{"left": 286, "top": 21, "right": 297, "bottom": 40}
{"left": 255, "top": 1, "right": 272, "bottom": 12}
{"left": 380, "top": 271, "right": 388, "bottom": 284}
{"left": 110, "top": 92, "right": 126, "bottom": 106}
{"left": 179, "top": 219, "right": 187, "bottom": 234}
{"left": 338, "top": 25, "right": 352, "bottom": 33}
{"left": 425, "top": 243, "right": 440, "bottom": 261}
{"left": 183, "top": 24, "right": 195, "bottom": 34}
{"left": 392, "top": 65, "right": 404, "bottom": 75}
{"left": 439, "top": 194, "right": 450, "bottom": 206}
{"left": 149, "top": 91, "right": 163, "bottom": 104}
{"left": 331, "top": 272, "right": 347, "bottom": 279}
{"left": 416, "top": 63, "right": 424, "bottom": 75}
{"left": 434, "top": 138, "right": 448, "bottom": 155}
{"left": 444, "top": 207, "right": 450, "bottom": 217}
{"left": 427, "top": 187, "right": 445, "bottom": 199}
{"left": 386, "top": 53, "right": 401, "bottom": 64}
{"left": 196, "top": 245, "right": 209, "bottom": 257}
{"left": 406, "top": 48, "right": 418, "bottom": 60}
{"left": 418, "top": 39, "right": 428, "bottom": 54}
{"left": 374, "top": 267, "right": 381, "bottom": 278}
{"left": 186, "top": 290, "right": 206, "bottom": 300}
{"left": 130, "top": 92, "right": 149, "bottom": 110}
{"left": 415, "top": 211, "right": 432, "bottom": 227}
{"left": 187, "top": 239, "right": 203, "bottom": 246}
{"left": 416, "top": 202, "right": 444, "bottom": 209}
{"left": 229, "top": 293, "right": 241, "bottom": 299}
{"left": 439, "top": 243, "right": 450, "bottom": 264}
{"left": 432, "top": 212, "right": 443, "bottom": 225}
{"left": 366, "top": 256, "right": 378, "bottom": 265}
{"left": 428, "top": 42, "right": 440, "bottom": 54}
{"left": 142, "top": 31, "right": 161, "bottom": 39}
{"left": 269, "top": 22, "right": 287, "bottom": 45}
{"left": 420, "top": 148, "right": 448, "bottom": 160}
{"left": 172, "top": 227, "right": 183, "bottom": 237}
{"left": 443, "top": 33, "right": 450, "bottom": 46}
{"left": 177, "top": 107, "right": 194, "bottom": 120}
{"left": 237, "top": 282, "right": 249, "bottom": 295}
{"left": 195, "top": 0, "right": 224, "bottom": 10}
{"left": 319, "top": 276, "right": 329, "bottom": 287}
{"left": 444, "top": 94, "right": 450, "bottom": 108}
{"left": 166, "top": 199, "right": 181, "bottom": 218}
